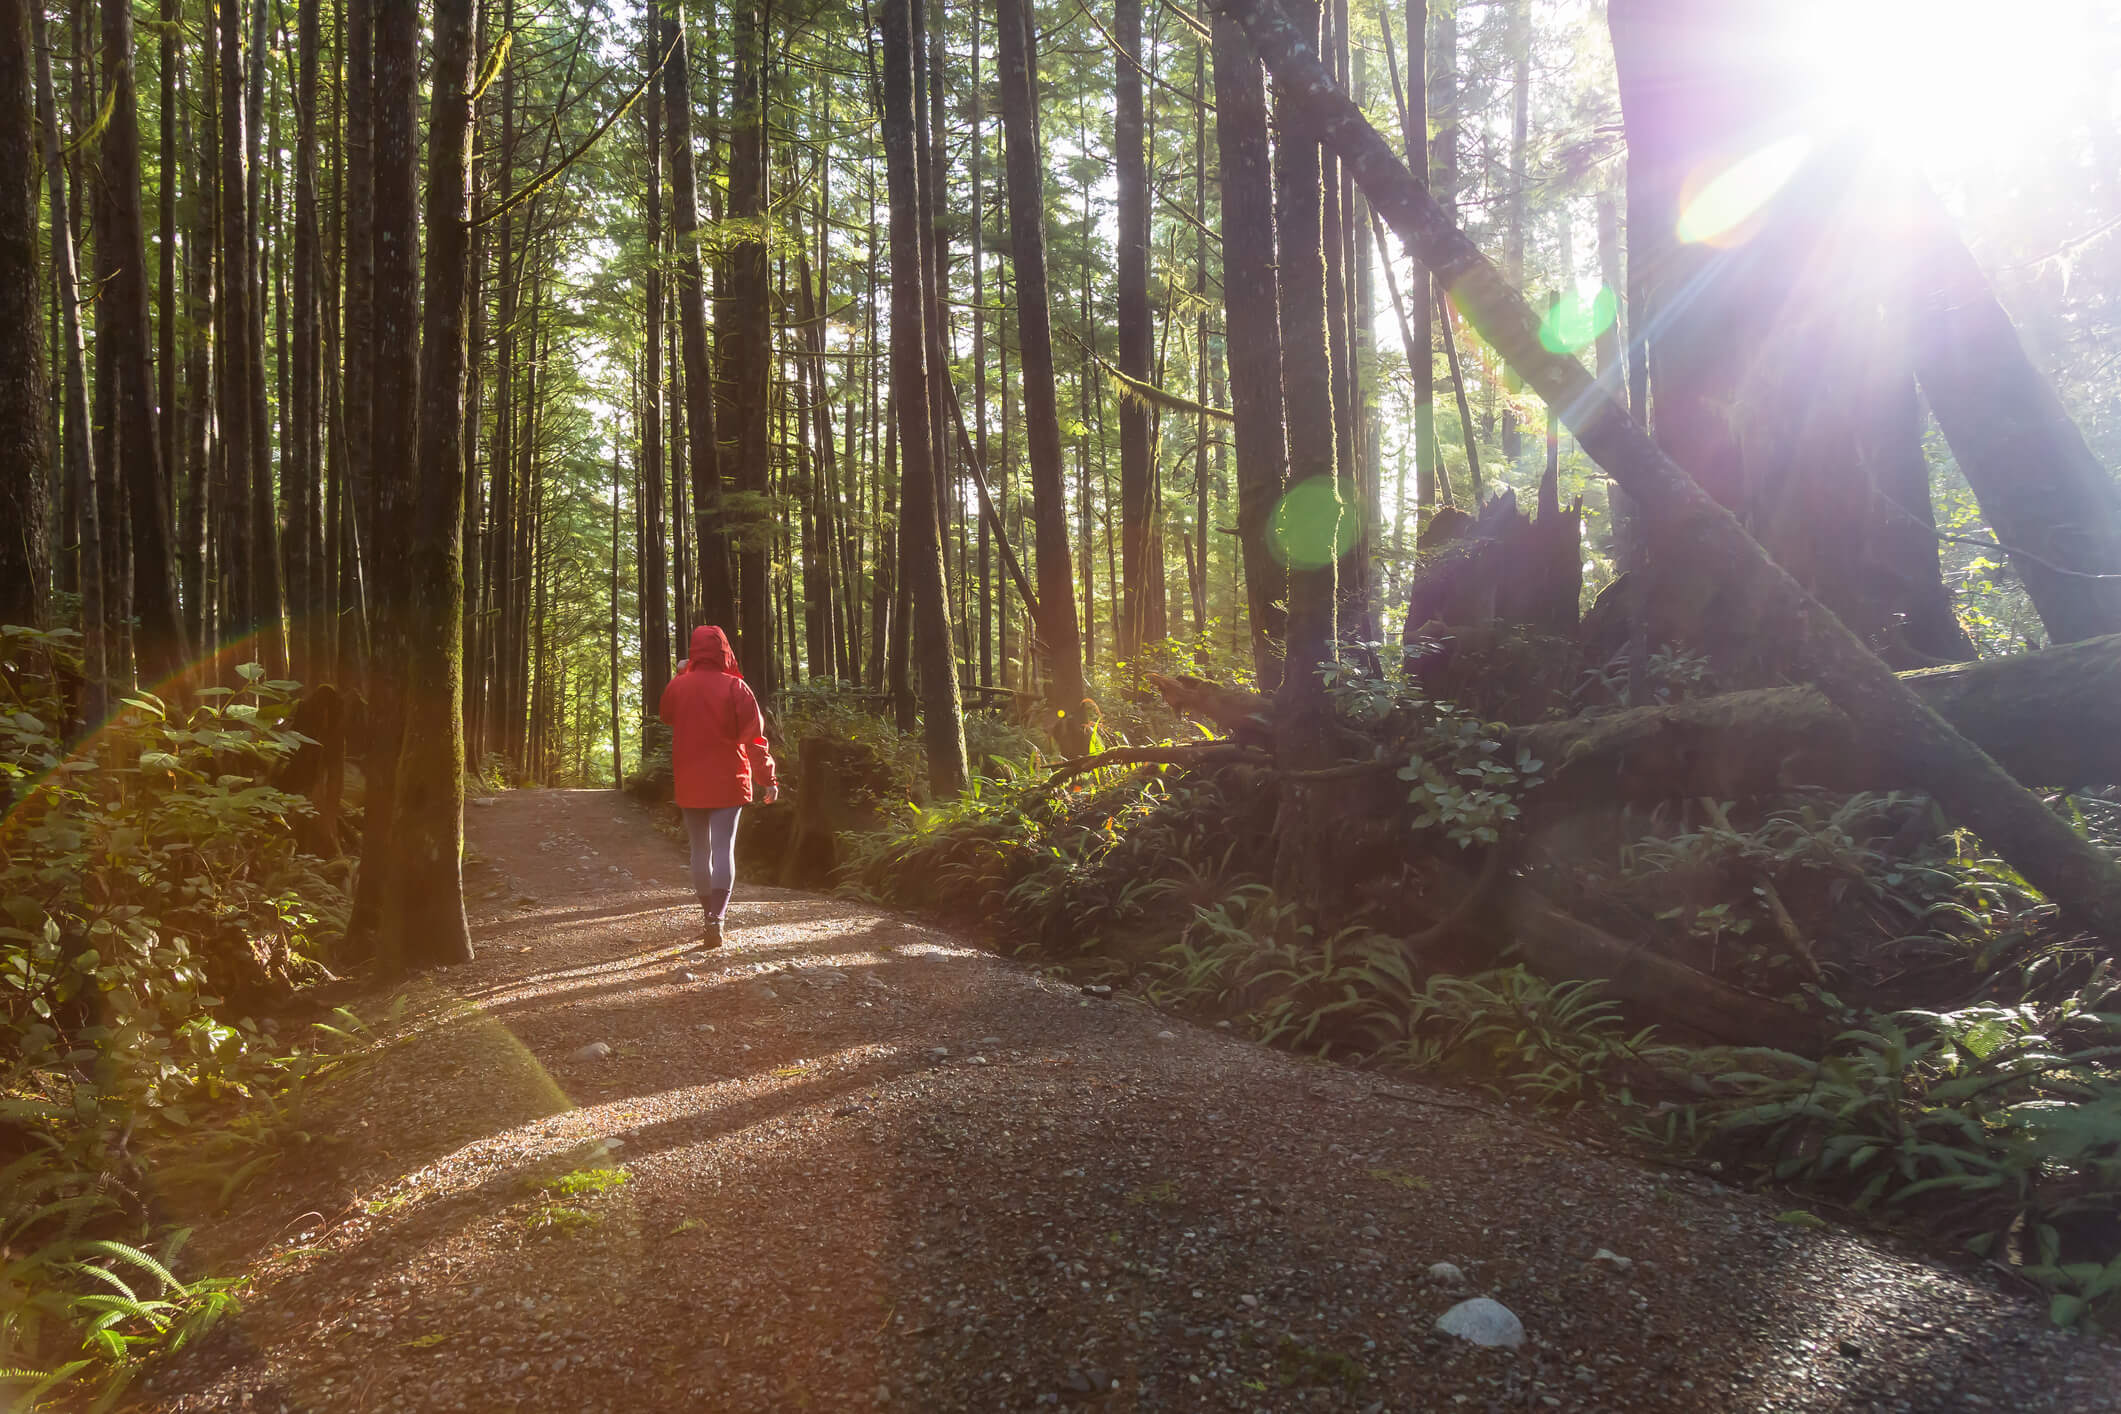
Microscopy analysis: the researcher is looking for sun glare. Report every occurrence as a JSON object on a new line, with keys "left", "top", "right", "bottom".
{"left": 1788, "top": 0, "right": 2112, "bottom": 169}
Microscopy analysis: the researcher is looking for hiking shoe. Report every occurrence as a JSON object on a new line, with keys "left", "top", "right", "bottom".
{"left": 697, "top": 918, "right": 724, "bottom": 950}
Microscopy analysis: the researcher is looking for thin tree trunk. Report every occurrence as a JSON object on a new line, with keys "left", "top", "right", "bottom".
{"left": 639, "top": 6, "right": 671, "bottom": 734}
{"left": 292, "top": 0, "right": 322, "bottom": 680}
{"left": 99, "top": 0, "right": 189, "bottom": 688}
{"left": 881, "top": 0, "right": 966, "bottom": 794}
{"left": 1212, "top": 13, "right": 1287, "bottom": 688}
{"left": 29, "top": 3, "right": 98, "bottom": 673}
{"left": 998, "top": 0, "right": 1088, "bottom": 753}
{"left": 1115, "top": 0, "right": 1154, "bottom": 661}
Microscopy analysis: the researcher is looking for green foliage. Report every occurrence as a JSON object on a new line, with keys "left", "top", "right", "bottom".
{"left": 1619, "top": 793, "right": 2043, "bottom": 993}
{"left": 1660, "top": 970, "right": 2121, "bottom": 1325}
{"left": 0, "top": 629, "right": 352, "bottom": 1403}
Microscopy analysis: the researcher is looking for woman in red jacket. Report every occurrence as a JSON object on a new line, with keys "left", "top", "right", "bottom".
{"left": 657, "top": 625, "right": 777, "bottom": 946}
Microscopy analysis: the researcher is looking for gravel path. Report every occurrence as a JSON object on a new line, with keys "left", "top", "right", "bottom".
{"left": 142, "top": 788, "right": 2121, "bottom": 1412}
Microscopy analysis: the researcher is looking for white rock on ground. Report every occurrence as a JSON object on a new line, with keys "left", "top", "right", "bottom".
{"left": 571, "top": 1042, "right": 612, "bottom": 1061}
{"left": 1435, "top": 1297, "right": 1525, "bottom": 1348}
{"left": 1426, "top": 1261, "right": 1466, "bottom": 1285}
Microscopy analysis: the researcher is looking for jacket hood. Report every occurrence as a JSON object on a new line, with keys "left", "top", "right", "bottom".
{"left": 688, "top": 625, "right": 739, "bottom": 674}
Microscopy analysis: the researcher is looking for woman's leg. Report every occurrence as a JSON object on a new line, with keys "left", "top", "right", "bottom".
{"left": 682, "top": 807, "right": 715, "bottom": 906}
{"left": 704, "top": 806, "right": 743, "bottom": 917}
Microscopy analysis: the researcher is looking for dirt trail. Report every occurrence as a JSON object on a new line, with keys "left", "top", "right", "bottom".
{"left": 145, "top": 788, "right": 2119, "bottom": 1412}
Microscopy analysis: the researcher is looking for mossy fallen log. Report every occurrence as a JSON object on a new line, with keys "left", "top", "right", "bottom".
{"left": 1517, "top": 633, "right": 2121, "bottom": 805}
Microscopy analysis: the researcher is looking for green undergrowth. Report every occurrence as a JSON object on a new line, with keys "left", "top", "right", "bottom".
{"left": 835, "top": 660, "right": 2121, "bottom": 1327}
{"left": 2, "top": 628, "right": 371, "bottom": 1407}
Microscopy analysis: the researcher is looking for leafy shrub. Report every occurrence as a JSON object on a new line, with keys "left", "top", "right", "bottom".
{"left": 2, "top": 628, "right": 349, "bottom": 1402}
{"left": 1661, "top": 970, "right": 2121, "bottom": 1325}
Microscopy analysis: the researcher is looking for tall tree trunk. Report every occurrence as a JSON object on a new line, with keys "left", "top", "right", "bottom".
{"left": 382, "top": 0, "right": 476, "bottom": 972}
{"left": 639, "top": 7, "right": 671, "bottom": 735}
{"left": 663, "top": 0, "right": 735, "bottom": 649}
{"left": 157, "top": 0, "right": 176, "bottom": 520}
{"left": 0, "top": 0, "right": 50, "bottom": 629}
{"left": 341, "top": 0, "right": 375, "bottom": 686}
{"left": 1212, "top": 13, "right": 1287, "bottom": 688}
{"left": 881, "top": 0, "right": 966, "bottom": 796}
{"left": 1500, "top": 0, "right": 1528, "bottom": 461}
{"left": 217, "top": 0, "right": 258, "bottom": 659}
{"left": 98, "top": 0, "right": 189, "bottom": 688}
{"left": 1114, "top": 0, "right": 1154, "bottom": 662}
{"left": 292, "top": 0, "right": 322, "bottom": 680}
{"left": 997, "top": 0, "right": 1088, "bottom": 753}
{"left": 1225, "top": 0, "right": 2121, "bottom": 937}
{"left": 347, "top": 0, "right": 419, "bottom": 954}
{"left": 245, "top": 0, "right": 281, "bottom": 673}
{"left": 721, "top": 0, "right": 773, "bottom": 689}
{"left": 610, "top": 447, "right": 623, "bottom": 781}
{"left": 1267, "top": 0, "right": 1341, "bottom": 897}
{"left": 29, "top": 3, "right": 97, "bottom": 668}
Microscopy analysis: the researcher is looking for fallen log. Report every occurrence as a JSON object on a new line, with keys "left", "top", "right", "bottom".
{"left": 1500, "top": 887, "right": 1826, "bottom": 1050}
{"left": 1517, "top": 633, "right": 2121, "bottom": 805}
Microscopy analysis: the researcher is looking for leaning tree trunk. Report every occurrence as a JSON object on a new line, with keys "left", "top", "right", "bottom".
{"left": 379, "top": 0, "right": 476, "bottom": 974}
{"left": 880, "top": 0, "right": 966, "bottom": 798}
{"left": 1213, "top": 12, "right": 1289, "bottom": 690}
{"left": 1216, "top": 0, "right": 2121, "bottom": 936}
{"left": 0, "top": 0, "right": 50, "bottom": 630}
{"left": 996, "top": 0, "right": 1089, "bottom": 754}
{"left": 97, "top": 0, "right": 190, "bottom": 689}
{"left": 1606, "top": 0, "right": 1967, "bottom": 671}
{"left": 1899, "top": 178, "right": 2121, "bottom": 646}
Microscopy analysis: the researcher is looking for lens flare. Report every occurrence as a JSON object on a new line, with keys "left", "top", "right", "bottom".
{"left": 1538, "top": 285, "right": 1619, "bottom": 355}
{"left": 1676, "top": 136, "right": 1812, "bottom": 247}
{"left": 1268, "top": 477, "right": 1356, "bottom": 571}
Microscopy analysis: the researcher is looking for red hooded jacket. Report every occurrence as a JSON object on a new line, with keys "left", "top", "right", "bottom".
{"left": 657, "top": 626, "right": 778, "bottom": 810}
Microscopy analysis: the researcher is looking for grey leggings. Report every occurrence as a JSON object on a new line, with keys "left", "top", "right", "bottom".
{"left": 681, "top": 806, "right": 742, "bottom": 913}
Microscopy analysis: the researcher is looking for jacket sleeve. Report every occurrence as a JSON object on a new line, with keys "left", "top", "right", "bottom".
{"left": 735, "top": 681, "right": 778, "bottom": 798}
{"left": 657, "top": 670, "right": 681, "bottom": 726}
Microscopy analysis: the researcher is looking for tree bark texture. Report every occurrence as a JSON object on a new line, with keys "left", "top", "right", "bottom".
{"left": 721, "top": 0, "right": 773, "bottom": 687}
{"left": 663, "top": 0, "right": 735, "bottom": 646}
{"left": 880, "top": 0, "right": 967, "bottom": 797}
{"left": 381, "top": 0, "right": 477, "bottom": 972}
{"left": 1213, "top": 14, "right": 1288, "bottom": 690}
{"left": 1115, "top": 0, "right": 1157, "bottom": 661}
{"left": 0, "top": 0, "right": 49, "bottom": 629}
{"left": 97, "top": 0, "right": 189, "bottom": 688}
{"left": 347, "top": 0, "right": 420, "bottom": 954}
{"left": 1215, "top": 0, "right": 2121, "bottom": 935}
{"left": 997, "top": 0, "right": 1089, "bottom": 755}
